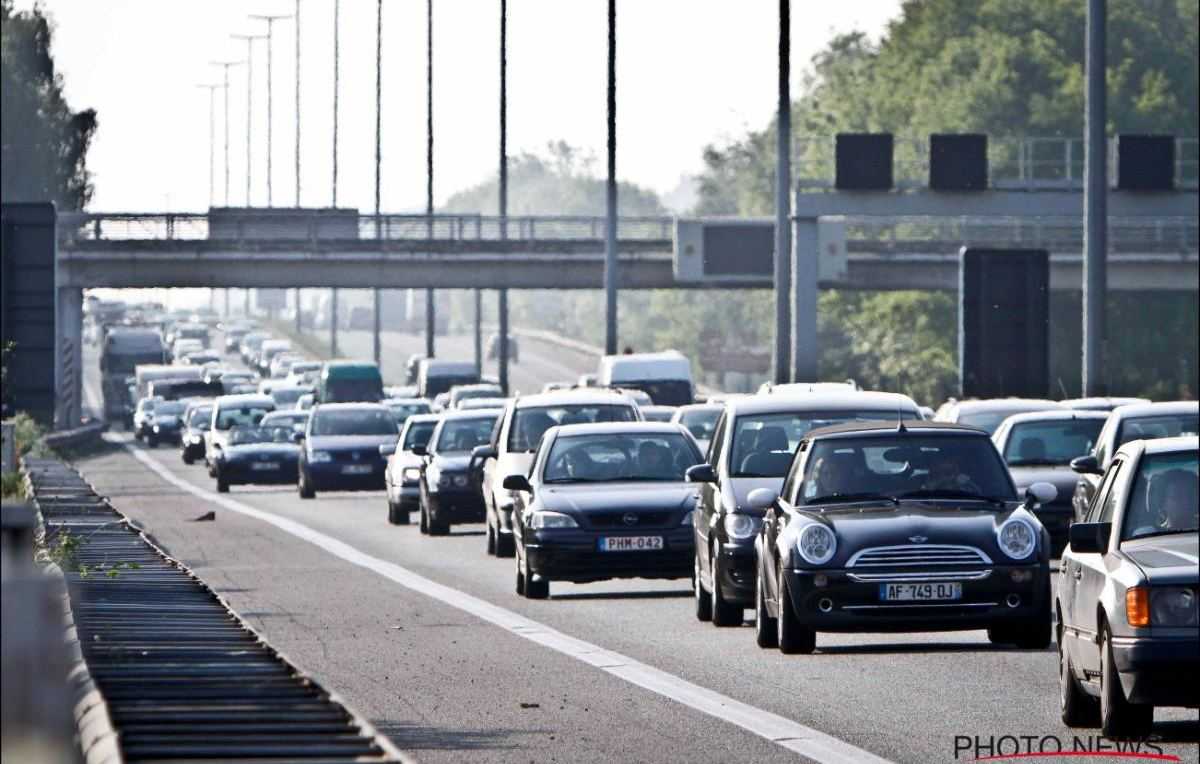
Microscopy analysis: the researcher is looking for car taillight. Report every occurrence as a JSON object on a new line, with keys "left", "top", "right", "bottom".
{"left": 1126, "top": 587, "right": 1150, "bottom": 627}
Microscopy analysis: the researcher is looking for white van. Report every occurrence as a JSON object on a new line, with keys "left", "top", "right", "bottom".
{"left": 598, "top": 350, "right": 694, "bottom": 407}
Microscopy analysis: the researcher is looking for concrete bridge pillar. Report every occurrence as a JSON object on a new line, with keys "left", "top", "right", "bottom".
{"left": 790, "top": 217, "right": 819, "bottom": 383}
{"left": 54, "top": 287, "right": 83, "bottom": 428}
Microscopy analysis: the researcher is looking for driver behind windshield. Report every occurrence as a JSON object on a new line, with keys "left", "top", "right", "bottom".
{"left": 1127, "top": 468, "right": 1200, "bottom": 538}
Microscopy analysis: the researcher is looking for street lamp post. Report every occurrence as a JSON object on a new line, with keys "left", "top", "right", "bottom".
{"left": 424, "top": 0, "right": 436, "bottom": 360}
{"left": 372, "top": 0, "right": 383, "bottom": 367}
{"left": 330, "top": 0, "right": 340, "bottom": 357}
{"left": 603, "top": 0, "right": 618, "bottom": 355}
{"left": 208, "top": 60, "right": 244, "bottom": 206}
{"left": 497, "top": 0, "right": 509, "bottom": 392}
{"left": 195, "top": 83, "right": 222, "bottom": 208}
{"left": 1083, "top": 0, "right": 1107, "bottom": 396}
{"left": 230, "top": 32, "right": 266, "bottom": 207}
{"left": 250, "top": 13, "right": 293, "bottom": 207}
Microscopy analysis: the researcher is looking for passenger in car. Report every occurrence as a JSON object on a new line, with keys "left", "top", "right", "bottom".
{"left": 1154, "top": 469, "right": 1198, "bottom": 531}
{"left": 637, "top": 441, "right": 675, "bottom": 480}
{"left": 740, "top": 427, "right": 791, "bottom": 476}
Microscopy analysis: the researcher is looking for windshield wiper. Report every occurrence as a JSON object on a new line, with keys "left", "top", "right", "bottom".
{"left": 804, "top": 492, "right": 898, "bottom": 506}
{"left": 896, "top": 489, "right": 1007, "bottom": 506}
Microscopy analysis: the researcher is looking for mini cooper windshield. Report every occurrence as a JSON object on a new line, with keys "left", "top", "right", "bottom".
{"left": 1121, "top": 451, "right": 1199, "bottom": 541}
{"left": 800, "top": 435, "right": 1016, "bottom": 506}
{"left": 544, "top": 432, "right": 700, "bottom": 483}
{"left": 731, "top": 410, "right": 919, "bottom": 478}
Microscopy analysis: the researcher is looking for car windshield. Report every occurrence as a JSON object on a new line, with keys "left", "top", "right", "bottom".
{"left": 454, "top": 386, "right": 502, "bottom": 402}
{"left": 326, "top": 378, "right": 382, "bottom": 402}
{"left": 272, "top": 388, "right": 309, "bottom": 406}
{"left": 262, "top": 413, "right": 308, "bottom": 430}
{"left": 216, "top": 404, "right": 274, "bottom": 430}
{"left": 508, "top": 404, "right": 638, "bottom": 452}
{"left": 618, "top": 380, "right": 693, "bottom": 407}
{"left": 229, "top": 426, "right": 295, "bottom": 445}
{"left": 679, "top": 408, "right": 721, "bottom": 441}
{"left": 1121, "top": 451, "right": 1199, "bottom": 541}
{"left": 731, "top": 410, "right": 918, "bottom": 478}
{"left": 1116, "top": 413, "right": 1200, "bottom": 448}
{"left": 388, "top": 402, "right": 432, "bottom": 424}
{"left": 799, "top": 435, "right": 1016, "bottom": 506}
{"left": 402, "top": 421, "right": 436, "bottom": 450}
{"left": 641, "top": 408, "right": 676, "bottom": 423}
{"left": 958, "top": 409, "right": 1052, "bottom": 435}
{"left": 543, "top": 432, "right": 701, "bottom": 483}
{"left": 424, "top": 374, "right": 478, "bottom": 398}
{"left": 1003, "top": 419, "right": 1105, "bottom": 465}
{"left": 311, "top": 409, "right": 397, "bottom": 436}
{"left": 187, "top": 407, "right": 212, "bottom": 428}
{"left": 435, "top": 417, "right": 497, "bottom": 453}
{"left": 156, "top": 401, "right": 186, "bottom": 416}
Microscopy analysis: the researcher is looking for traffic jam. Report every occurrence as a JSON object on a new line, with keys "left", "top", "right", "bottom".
{"left": 94, "top": 301, "right": 1200, "bottom": 744}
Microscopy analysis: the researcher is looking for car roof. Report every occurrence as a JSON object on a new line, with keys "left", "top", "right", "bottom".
{"left": 1061, "top": 396, "right": 1150, "bottom": 409}
{"left": 674, "top": 403, "right": 723, "bottom": 413}
{"left": 453, "top": 383, "right": 502, "bottom": 392}
{"left": 312, "top": 402, "right": 389, "bottom": 412}
{"left": 262, "top": 410, "right": 308, "bottom": 420}
{"left": 804, "top": 420, "right": 988, "bottom": 441}
{"left": 1108, "top": 400, "right": 1199, "bottom": 420}
{"left": 1129, "top": 434, "right": 1200, "bottom": 456}
{"left": 383, "top": 398, "right": 429, "bottom": 405}
{"left": 420, "top": 359, "right": 477, "bottom": 373}
{"left": 214, "top": 393, "right": 275, "bottom": 407}
{"left": 514, "top": 389, "right": 637, "bottom": 409}
{"left": 998, "top": 409, "right": 1110, "bottom": 425}
{"left": 951, "top": 398, "right": 1063, "bottom": 414}
{"left": 551, "top": 421, "right": 688, "bottom": 437}
{"left": 436, "top": 408, "right": 503, "bottom": 421}
{"left": 404, "top": 413, "right": 441, "bottom": 425}
{"left": 725, "top": 390, "right": 920, "bottom": 417}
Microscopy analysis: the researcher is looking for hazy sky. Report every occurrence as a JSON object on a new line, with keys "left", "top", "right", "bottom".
{"left": 18, "top": 0, "right": 902, "bottom": 213}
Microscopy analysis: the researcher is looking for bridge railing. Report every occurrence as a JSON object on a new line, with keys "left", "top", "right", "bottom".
{"left": 56, "top": 212, "right": 675, "bottom": 243}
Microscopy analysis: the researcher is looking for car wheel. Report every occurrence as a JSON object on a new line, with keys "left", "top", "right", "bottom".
{"left": 495, "top": 529, "right": 515, "bottom": 558}
{"left": 986, "top": 625, "right": 1016, "bottom": 646}
{"left": 1014, "top": 608, "right": 1052, "bottom": 650}
{"left": 514, "top": 546, "right": 526, "bottom": 595}
{"left": 418, "top": 502, "right": 429, "bottom": 534}
{"left": 216, "top": 475, "right": 229, "bottom": 493}
{"left": 710, "top": 548, "right": 742, "bottom": 627}
{"left": 693, "top": 554, "right": 712, "bottom": 622}
{"left": 523, "top": 552, "right": 549, "bottom": 600}
{"left": 182, "top": 451, "right": 194, "bottom": 465}
{"left": 147, "top": 434, "right": 158, "bottom": 448}
{"left": 1100, "top": 625, "right": 1153, "bottom": 738}
{"left": 387, "top": 500, "right": 405, "bottom": 525}
{"left": 485, "top": 517, "right": 497, "bottom": 556}
{"left": 777, "top": 573, "right": 816, "bottom": 655}
{"left": 298, "top": 469, "right": 315, "bottom": 499}
{"left": 755, "top": 569, "right": 778, "bottom": 649}
{"left": 1059, "top": 622, "right": 1100, "bottom": 727}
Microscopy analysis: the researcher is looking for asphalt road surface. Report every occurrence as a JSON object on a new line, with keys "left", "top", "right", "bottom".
{"left": 77, "top": 346, "right": 1199, "bottom": 764}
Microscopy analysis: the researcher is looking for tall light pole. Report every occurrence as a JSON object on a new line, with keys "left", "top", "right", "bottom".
{"left": 209, "top": 60, "right": 244, "bottom": 206}
{"left": 603, "top": 0, "right": 618, "bottom": 355}
{"left": 250, "top": 13, "right": 293, "bottom": 208}
{"left": 497, "top": 0, "right": 509, "bottom": 392}
{"left": 294, "top": 0, "right": 302, "bottom": 206}
{"left": 195, "top": 83, "right": 222, "bottom": 208}
{"left": 776, "top": 0, "right": 792, "bottom": 383}
{"left": 372, "top": 0, "right": 383, "bottom": 367}
{"left": 424, "top": 0, "right": 436, "bottom": 360}
{"left": 330, "top": 0, "right": 340, "bottom": 358}
{"left": 1083, "top": 0, "right": 1107, "bottom": 396}
{"left": 230, "top": 32, "right": 266, "bottom": 207}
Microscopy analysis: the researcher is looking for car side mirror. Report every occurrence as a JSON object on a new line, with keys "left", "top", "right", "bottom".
{"left": 472, "top": 444, "right": 497, "bottom": 461}
{"left": 292, "top": 431, "right": 305, "bottom": 443}
{"left": 502, "top": 474, "right": 532, "bottom": 493}
{"left": 1068, "top": 521, "right": 1111, "bottom": 555}
{"left": 1069, "top": 455, "right": 1102, "bottom": 475}
{"left": 411, "top": 444, "right": 427, "bottom": 456}
{"left": 378, "top": 442, "right": 396, "bottom": 457}
{"left": 1023, "top": 482, "right": 1057, "bottom": 507}
{"left": 685, "top": 464, "right": 717, "bottom": 484}
{"left": 745, "top": 487, "right": 778, "bottom": 511}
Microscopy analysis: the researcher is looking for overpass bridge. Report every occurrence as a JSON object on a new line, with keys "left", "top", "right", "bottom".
{"left": 56, "top": 210, "right": 1199, "bottom": 292}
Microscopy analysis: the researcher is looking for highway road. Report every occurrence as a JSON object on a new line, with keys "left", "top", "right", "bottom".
{"left": 78, "top": 347, "right": 1199, "bottom": 764}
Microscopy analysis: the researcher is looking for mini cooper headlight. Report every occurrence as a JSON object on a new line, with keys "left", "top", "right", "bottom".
{"left": 997, "top": 518, "right": 1037, "bottom": 560}
{"left": 402, "top": 467, "right": 422, "bottom": 483}
{"left": 309, "top": 450, "right": 333, "bottom": 463}
{"left": 723, "top": 514, "right": 757, "bottom": 539}
{"left": 529, "top": 511, "right": 578, "bottom": 529}
{"left": 796, "top": 524, "right": 837, "bottom": 566}
{"left": 1151, "top": 587, "right": 1198, "bottom": 627}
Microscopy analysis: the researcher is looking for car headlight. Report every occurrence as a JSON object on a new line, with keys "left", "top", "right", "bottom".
{"left": 452, "top": 474, "right": 469, "bottom": 488}
{"left": 189, "top": 434, "right": 203, "bottom": 444}
{"left": 402, "top": 467, "right": 422, "bottom": 483}
{"left": 997, "top": 518, "right": 1037, "bottom": 560}
{"left": 153, "top": 425, "right": 161, "bottom": 432}
{"left": 529, "top": 511, "right": 578, "bottom": 529}
{"left": 1151, "top": 587, "right": 1198, "bottom": 627}
{"left": 680, "top": 510, "right": 694, "bottom": 527}
{"left": 796, "top": 523, "right": 837, "bottom": 565}
{"left": 724, "top": 513, "right": 758, "bottom": 539}
{"left": 309, "top": 450, "right": 333, "bottom": 463}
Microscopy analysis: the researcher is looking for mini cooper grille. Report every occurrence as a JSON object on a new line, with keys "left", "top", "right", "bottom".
{"left": 847, "top": 544, "right": 992, "bottom": 568}
{"left": 588, "top": 511, "right": 671, "bottom": 528}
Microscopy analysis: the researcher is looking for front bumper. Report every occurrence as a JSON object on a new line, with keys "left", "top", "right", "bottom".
{"left": 307, "top": 461, "right": 386, "bottom": 491}
{"left": 1112, "top": 635, "right": 1200, "bottom": 707}
{"left": 715, "top": 540, "right": 757, "bottom": 605}
{"left": 151, "top": 426, "right": 182, "bottom": 444}
{"left": 426, "top": 488, "right": 485, "bottom": 525}
{"left": 220, "top": 460, "right": 299, "bottom": 485}
{"left": 181, "top": 438, "right": 206, "bottom": 460}
{"left": 782, "top": 564, "right": 1048, "bottom": 633}
{"left": 389, "top": 483, "right": 421, "bottom": 511}
{"left": 525, "top": 527, "right": 694, "bottom": 583}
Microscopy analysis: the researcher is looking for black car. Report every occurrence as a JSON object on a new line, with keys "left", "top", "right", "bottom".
{"left": 752, "top": 421, "right": 1055, "bottom": 654}
{"left": 415, "top": 409, "right": 503, "bottom": 535}
{"left": 213, "top": 425, "right": 301, "bottom": 493}
{"left": 507, "top": 422, "right": 703, "bottom": 599}
{"left": 298, "top": 403, "right": 399, "bottom": 498}
{"left": 991, "top": 409, "right": 1109, "bottom": 554}
{"left": 1058, "top": 435, "right": 1198, "bottom": 738}
{"left": 145, "top": 399, "right": 189, "bottom": 447}
{"left": 179, "top": 401, "right": 214, "bottom": 464}
{"left": 689, "top": 392, "right": 923, "bottom": 627}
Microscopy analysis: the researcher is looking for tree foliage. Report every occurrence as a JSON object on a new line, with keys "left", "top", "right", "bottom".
{"left": 1, "top": 0, "right": 97, "bottom": 209}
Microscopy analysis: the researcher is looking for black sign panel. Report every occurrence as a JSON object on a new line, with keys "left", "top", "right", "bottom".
{"left": 1116, "top": 135, "right": 1175, "bottom": 191}
{"left": 836, "top": 133, "right": 894, "bottom": 190}
{"left": 959, "top": 248, "right": 1049, "bottom": 399}
{"left": 930, "top": 134, "right": 988, "bottom": 191}
{"left": 1, "top": 203, "right": 57, "bottom": 422}
{"left": 702, "top": 223, "right": 774, "bottom": 276}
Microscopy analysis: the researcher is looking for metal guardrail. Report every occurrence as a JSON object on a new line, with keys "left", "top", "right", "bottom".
{"left": 27, "top": 458, "right": 406, "bottom": 763}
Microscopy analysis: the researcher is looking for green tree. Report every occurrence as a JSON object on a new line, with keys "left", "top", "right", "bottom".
{"left": 1, "top": 0, "right": 97, "bottom": 209}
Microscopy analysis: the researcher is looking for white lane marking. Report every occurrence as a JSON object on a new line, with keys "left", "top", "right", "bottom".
{"left": 119, "top": 438, "right": 892, "bottom": 764}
